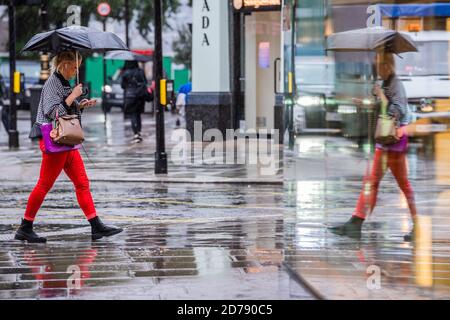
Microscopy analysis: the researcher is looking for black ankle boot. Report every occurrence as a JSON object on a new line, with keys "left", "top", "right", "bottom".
{"left": 89, "top": 216, "right": 123, "bottom": 240}
{"left": 15, "top": 219, "right": 47, "bottom": 243}
{"left": 404, "top": 224, "right": 416, "bottom": 242}
{"left": 329, "top": 216, "right": 364, "bottom": 239}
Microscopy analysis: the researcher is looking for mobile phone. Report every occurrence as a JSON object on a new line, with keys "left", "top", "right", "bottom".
{"left": 81, "top": 86, "right": 89, "bottom": 97}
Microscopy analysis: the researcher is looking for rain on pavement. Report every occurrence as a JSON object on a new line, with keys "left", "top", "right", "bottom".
{"left": 0, "top": 108, "right": 449, "bottom": 299}
{"left": 0, "top": 108, "right": 311, "bottom": 300}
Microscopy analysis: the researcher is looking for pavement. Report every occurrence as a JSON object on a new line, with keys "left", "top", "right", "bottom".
{"left": 0, "top": 106, "right": 449, "bottom": 299}
{"left": 0, "top": 107, "right": 310, "bottom": 300}
{"left": 0, "top": 107, "right": 283, "bottom": 184}
{"left": 284, "top": 134, "right": 450, "bottom": 300}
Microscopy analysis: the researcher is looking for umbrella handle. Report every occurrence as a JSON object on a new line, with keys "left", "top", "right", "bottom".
{"left": 76, "top": 51, "right": 79, "bottom": 85}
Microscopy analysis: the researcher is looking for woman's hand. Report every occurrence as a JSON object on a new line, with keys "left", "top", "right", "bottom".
{"left": 71, "top": 84, "right": 84, "bottom": 99}
{"left": 373, "top": 84, "right": 386, "bottom": 100}
{"left": 373, "top": 84, "right": 389, "bottom": 111}
{"left": 79, "top": 99, "right": 97, "bottom": 109}
{"left": 65, "top": 84, "right": 83, "bottom": 108}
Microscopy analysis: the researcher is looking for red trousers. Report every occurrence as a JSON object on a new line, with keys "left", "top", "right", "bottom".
{"left": 353, "top": 149, "right": 417, "bottom": 220}
{"left": 24, "top": 139, "right": 97, "bottom": 222}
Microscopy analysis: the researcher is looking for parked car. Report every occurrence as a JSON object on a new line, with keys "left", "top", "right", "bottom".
{"left": 293, "top": 55, "right": 340, "bottom": 134}
{"left": 0, "top": 60, "right": 41, "bottom": 110}
{"left": 102, "top": 69, "right": 125, "bottom": 112}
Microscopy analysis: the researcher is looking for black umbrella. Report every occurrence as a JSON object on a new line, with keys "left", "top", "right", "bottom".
{"left": 22, "top": 26, "right": 129, "bottom": 85}
{"left": 21, "top": 25, "right": 129, "bottom": 54}
{"left": 327, "top": 27, "right": 418, "bottom": 54}
{"left": 105, "top": 51, "right": 152, "bottom": 62}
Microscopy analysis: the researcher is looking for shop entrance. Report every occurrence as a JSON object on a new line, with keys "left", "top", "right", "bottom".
{"left": 242, "top": 11, "right": 282, "bottom": 133}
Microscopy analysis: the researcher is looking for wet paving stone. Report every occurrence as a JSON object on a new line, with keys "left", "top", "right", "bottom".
{"left": 1, "top": 109, "right": 449, "bottom": 299}
{"left": 0, "top": 219, "right": 313, "bottom": 300}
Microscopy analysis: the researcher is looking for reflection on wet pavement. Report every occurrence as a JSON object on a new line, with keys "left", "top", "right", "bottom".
{"left": 0, "top": 182, "right": 287, "bottom": 225}
{"left": 0, "top": 219, "right": 312, "bottom": 300}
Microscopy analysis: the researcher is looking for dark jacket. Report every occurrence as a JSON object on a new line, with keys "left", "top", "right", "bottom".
{"left": 121, "top": 67, "right": 147, "bottom": 114}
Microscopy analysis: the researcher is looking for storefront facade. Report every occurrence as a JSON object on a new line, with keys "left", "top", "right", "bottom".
{"left": 188, "top": 0, "right": 450, "bottom": 148}
{"left": 188, "top": 0, "right": 285, "bottom": 140}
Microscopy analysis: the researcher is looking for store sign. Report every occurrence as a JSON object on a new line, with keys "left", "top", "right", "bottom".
{"left": 201, "top": 0, "right": 211, "bottom": 46}
{"left": 192, "top": 0, "right": 230, "bottom": 92}
{"left": 233, "top": 0, "right": 281, "bottom": 12}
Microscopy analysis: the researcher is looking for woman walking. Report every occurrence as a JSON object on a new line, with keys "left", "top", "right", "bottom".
{"left": 330, "top": 53, "right": 417, "bottom": 242}
{"left": 16, "top": 50, "right": 123, "bottom": 243}
{"left": 121, "top": 61, "right": 148, "bottom": 143}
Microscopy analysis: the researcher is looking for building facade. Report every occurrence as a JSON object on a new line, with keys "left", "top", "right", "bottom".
{"left": 187, "top": 0, "right": 450, "bottom": 145}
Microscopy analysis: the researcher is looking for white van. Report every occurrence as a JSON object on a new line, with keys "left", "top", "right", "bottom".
{"left": 395, "top": 31, "right": 450, "bottom": 117}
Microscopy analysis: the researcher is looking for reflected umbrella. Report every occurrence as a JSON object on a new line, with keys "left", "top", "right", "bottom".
{"left": 327, "top": 27, "right": 418, "bottom": 54}
{"left": 105, "top": 51, "right": 152, "bottom": 62}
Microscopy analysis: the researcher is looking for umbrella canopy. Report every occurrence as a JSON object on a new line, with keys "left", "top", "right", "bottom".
{"left": 21, "top": 25, "right": 128, "bottom": 54}
{"left": 105, "top": 51, "right": 152, "bottom": 62}
{"left": 327, "top": 27, "right": 418, "bottom": 54}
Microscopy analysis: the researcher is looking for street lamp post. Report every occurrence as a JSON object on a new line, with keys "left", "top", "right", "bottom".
{"left": 124, "top": 0, "right": 130, "bottom": 47}
{"left": 29, "top": 0, "right": 50, "bottom": 140}
{"left": 102, "top": 18, "right": 108, "bottom": 121}
{"left": 39, "top": 0, "right": 49, "bottom": 85}
{"left": 8, "top": 0, "right": 19, "bottom": 149}
{"left": 154, "top": 0, "right": 167, "bottom": 174}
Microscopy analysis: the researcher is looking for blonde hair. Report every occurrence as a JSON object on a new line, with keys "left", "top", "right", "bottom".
{"left": 50, "top": 51, "right": 82, "bottom": 74}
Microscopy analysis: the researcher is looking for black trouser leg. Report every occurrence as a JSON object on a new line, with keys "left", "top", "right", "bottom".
{"left": 130, "top": 112, "right": 139, "bottom": 135}
{"left": 1, "top": 104, "right": 9, "bottom": 132}
{"left": 136, "top": 112, "right": 142, "bottom": 134}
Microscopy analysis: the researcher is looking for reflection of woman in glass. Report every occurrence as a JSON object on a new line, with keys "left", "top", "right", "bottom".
{"left": 330, "top": 53, "right": 417, "bottom": 241}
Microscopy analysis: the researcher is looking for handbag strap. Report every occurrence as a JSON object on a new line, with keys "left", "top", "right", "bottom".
{"left": 380, "top": 100, "right": 388, "bottom": 116}
{"left": 53, "top": 109, "right": 59, "bottom": 129}
{"left": 81, "top": 143, "right": 97, "bottom": 168}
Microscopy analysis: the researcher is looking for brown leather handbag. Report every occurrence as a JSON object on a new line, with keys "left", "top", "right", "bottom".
{"left": 50, "top": 112, "right": 85, "bottom": 146}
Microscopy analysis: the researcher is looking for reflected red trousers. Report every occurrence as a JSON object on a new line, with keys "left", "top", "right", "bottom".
{"left": 353, "top": 149, "right": 417, "bottom": 220}
{"left": 24, "top": 139, "right": 97, "bottom": 222}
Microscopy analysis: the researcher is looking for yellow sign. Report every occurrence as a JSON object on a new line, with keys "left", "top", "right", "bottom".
{"left": 160, "top": 79, "right": 167, "bottom": 106}
{"left": 288, "top": 72, "right": 293, "bottom": 94}
{"left": 13, "top": 72, "right": 21, "bottom": 94}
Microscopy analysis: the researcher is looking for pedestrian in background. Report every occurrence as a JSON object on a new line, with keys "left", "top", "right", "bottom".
{"left": 330, "top": 53, "right": 417, "bottom": 242}
{"left": 121, "top": 61, "right": 148, "bottom": 143}
{"left": 16, "top": 50, "right": 123, "bottom": 243}
{"left": 0, "top": 74, "right": 9, "bottom": 133}
{"left": 175, "top": 81, "right": 191, "bottom": 127}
